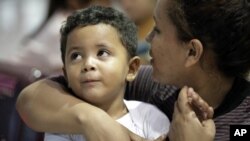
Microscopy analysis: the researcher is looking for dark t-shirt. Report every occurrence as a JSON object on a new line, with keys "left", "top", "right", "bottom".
{"left": 51, "top": 65, "right": 250, "bottom": 141}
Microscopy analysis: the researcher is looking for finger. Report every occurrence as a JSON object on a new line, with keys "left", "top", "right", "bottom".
{"left": 172, "top": 101, "right": 182, "bottom": 121}
{"left": 172, "top": 102, "right": 177, "bottom": 120}
{"left": 175, "top": 92, "right": 200, "bottom": 123}
{"left": 207, "top": 107, "right": 214, "bottom": 119}
{"left": 169, "top": 104, "right": 179, "bottom": 141}
{"left": 177, "top": 89, "right": 204, "bottom": 124}
{"left": 177, "top": 87, "right": 204, "bottom": 123}
{"left": 167, "top": 125, "right": 174, "bottom": 141}
{"left": 187, "top": 88, "right": 204, "bottom": 121}
{"left": 177, "top": 86, "right": 192, "bottom": 114}
{"left": 203, "top": 119, "right": 215, "bottom": 130}
{"left": 202, "top": 119, "right": 216, "bottom": 138}
{"left": 188, "top": 88, "right": 212, "bottom": 120}
{"left": 190, "top": 93, "right": 208, "bottom": 120}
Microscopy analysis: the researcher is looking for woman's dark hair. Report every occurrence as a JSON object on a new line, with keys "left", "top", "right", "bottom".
{"left": 60, "top": 5, "right": 137, "bottom": 64}
{"left": 167, "top": 0, "right": 250, "bottom": 78}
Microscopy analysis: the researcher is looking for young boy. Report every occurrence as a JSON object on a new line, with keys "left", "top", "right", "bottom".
{"left": 44, "top": 6, "right": 169, "bottom": 141}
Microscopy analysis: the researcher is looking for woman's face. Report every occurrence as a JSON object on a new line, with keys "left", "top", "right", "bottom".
{"left": 147, "top": 0, "right": 189, "bottom": 86}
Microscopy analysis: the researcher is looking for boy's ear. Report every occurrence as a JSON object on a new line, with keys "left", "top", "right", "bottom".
{"left": 126, "top": 56, "right": 141, "bottom": 82}
{"left": 185, "top": 39, "right": 203, "bottom": 68}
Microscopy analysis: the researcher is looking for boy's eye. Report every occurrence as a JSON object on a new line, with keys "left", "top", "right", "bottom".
{"left": 97, "top": 49, "right": 110, "bottom": 57}
{"left": 70, "top": 52, "right": 82, "bottom": 61}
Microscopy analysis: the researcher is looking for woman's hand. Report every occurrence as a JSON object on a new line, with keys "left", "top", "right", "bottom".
{"left": 187, "top": 87, "right": 214, "bottom": 121}
{"left": 168, "top": 86, "right": 215, "bottom": 141}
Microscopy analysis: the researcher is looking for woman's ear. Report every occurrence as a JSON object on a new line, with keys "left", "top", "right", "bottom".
{"left": 126, "top": 56, "right": 141, "bottom": 82}
{"left": 185, "top": 39, "right": 203, "bottom": 68}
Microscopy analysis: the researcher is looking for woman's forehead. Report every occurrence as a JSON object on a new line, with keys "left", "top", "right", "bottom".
{"left": 155, "top": 0, "right": 168, "bottom": 20}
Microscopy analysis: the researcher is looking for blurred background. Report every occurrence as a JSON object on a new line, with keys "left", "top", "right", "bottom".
{"left": 0, "top": 1, "right": 52, "bottom": 140}
{"left": 0, "top": 0, "right": 48, "bottom": 60}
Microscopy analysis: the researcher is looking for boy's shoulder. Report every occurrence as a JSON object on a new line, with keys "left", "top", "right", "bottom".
{"left": 124, "top": 100, "right": 169, "bottom": 121}
{"left": 123, "top": 100, "right": 170, "bottom": 139}
{"left": 124, "top": 100, "right": 158, "bottom": 112}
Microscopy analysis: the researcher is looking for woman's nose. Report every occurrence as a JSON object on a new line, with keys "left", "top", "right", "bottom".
{"left": 146, "top": 31, "right": 154, "bottom": 43}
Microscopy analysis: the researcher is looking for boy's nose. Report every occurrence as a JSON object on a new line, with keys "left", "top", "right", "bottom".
{"left": 82, "top": 57, "right": 96, "bottom": 72}
{"left": 83, "top": 66, "right": 95, "bottom": 72}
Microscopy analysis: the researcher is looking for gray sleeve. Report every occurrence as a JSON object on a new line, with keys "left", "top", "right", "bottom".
{"left": 44, "top": 133, "right": 72, "bottom": 141}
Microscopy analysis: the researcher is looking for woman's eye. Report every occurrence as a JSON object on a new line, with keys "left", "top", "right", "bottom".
{"left": 153, "top": 26, "right": 160, "bottom": 34}
{"left": 97, "top": 50, "right": 109, "bottom": 57}
{"left": 70, "top": 52, "right": 82, "bottom": 61}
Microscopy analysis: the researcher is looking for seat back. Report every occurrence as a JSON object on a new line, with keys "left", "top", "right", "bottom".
{"left": 0, "top": 73, "right": 44, "bottom": 141}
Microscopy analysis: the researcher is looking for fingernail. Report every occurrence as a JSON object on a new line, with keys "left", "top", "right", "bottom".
{"left": 203, "top": 113, "right": 208, "bottom": 119}
{"left": 187, "top": 88, "right": 193, "bottom": 97}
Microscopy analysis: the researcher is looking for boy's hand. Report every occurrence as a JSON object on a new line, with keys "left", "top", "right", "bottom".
{"left": 168, "top": 86, "right": 215, "bottom": 141}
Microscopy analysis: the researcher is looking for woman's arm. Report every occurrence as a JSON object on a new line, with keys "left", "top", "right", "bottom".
{"left": 16, "top": 78, "right": 88, "bottom": 133}
{"left": 16, "top": 78, "right": 137, "bottom": 141}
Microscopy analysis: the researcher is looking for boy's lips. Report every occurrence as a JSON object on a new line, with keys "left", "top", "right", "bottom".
{"left": 80, "top": 78, "right": 101, "bottom": 85}
{"left": 80, "top": 80, "right": 100, "bottom": 87}
{"left": 82, "top": 79, "right": 99, "bottom": 83}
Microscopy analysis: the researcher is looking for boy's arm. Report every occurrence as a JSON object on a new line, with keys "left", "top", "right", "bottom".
{"left": 16, "top": 78, "right": 136, "bottom": 141}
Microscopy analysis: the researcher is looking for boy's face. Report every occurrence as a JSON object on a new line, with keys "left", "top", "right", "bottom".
{"left": 63, "top": 24, "right": 138, "bottom": 107}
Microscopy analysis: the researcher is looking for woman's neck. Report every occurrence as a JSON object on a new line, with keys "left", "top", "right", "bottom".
{"left": 194, "top": 73, "right": 235, "bottom": 109}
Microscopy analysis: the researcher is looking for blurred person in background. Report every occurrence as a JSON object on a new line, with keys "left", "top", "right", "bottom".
{"left": 0, "top": 0, "right": 112, "bottom": 79}
{"left": 119, "top": 0, "right": 156, "bottom": 64}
